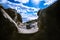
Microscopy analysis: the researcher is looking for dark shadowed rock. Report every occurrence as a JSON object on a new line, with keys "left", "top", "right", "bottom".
{"left": 16, "top": 13, "right": 22, "bottom": 24}
{"left": 30, "top": 0, "right": 60, "bottom": 40}
{"left": 0, "top": 5, "right": 18, "bottom": 40}
{"left": 5, "top": 8, "right": 22, "bottom": 23}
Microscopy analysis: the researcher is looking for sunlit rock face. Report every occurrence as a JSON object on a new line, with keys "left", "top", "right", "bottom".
{"left": 30, "top": 1, "right": 60, "bottom": 40}
{"left": 0, "top": 5, "right": 18, "bottom": 40}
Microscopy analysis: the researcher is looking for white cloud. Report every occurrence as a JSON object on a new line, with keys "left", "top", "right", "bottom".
{"left": 31, "top": 0, "right": 40, "bottom": 5}
{"left": 0, "top": 0, "right": 7, "bottom": 3}
{"left": 0, "top": 0, "right": 57, "bottom": 23}
{"left": 28, "top": 16, "right": 38, "bottom": 20}
{"left": 31, "top": 0, "right": 43, "bottom": 5}
{"left": 7, "top": 1, "right": 40, "bottom": 11}
{"left": 7, "top": 1, "right": 39, "bottom": 12}
{"left": 44, "top": 0, "right": 57, "bottom": 5}
{"left": 14, "top": 0, "right": 29, "bottom": 3}
{"left": 7, "top": 1, "right": 39, "bottom": 22}
{"left": 0, "top": 1, "right": 39, "bottom": 22}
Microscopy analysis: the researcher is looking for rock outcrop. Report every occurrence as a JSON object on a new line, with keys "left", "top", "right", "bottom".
{"left": 5, "top": 8, "right": 22, "bottom": 25}
{"left": 25, "top": 19, "right": 37, "bottom": 29}
{"left": 0, "top": 5, "right": 18, "bottom": 40}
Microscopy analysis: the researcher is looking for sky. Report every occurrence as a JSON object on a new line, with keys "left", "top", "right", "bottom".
{"left": 0, "top": 0, "right": 57, "bottom": 23}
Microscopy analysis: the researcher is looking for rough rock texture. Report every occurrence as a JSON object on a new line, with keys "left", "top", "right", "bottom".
{"left": 5, "top": 8, "right": 22, "bottom": 23}
{"left": 0, "top": 5, "right": 18, "bottom": 40}
{"left": 30, "top": 0, "right": 60, "bottom": 40}
{"left": 0, "top": 0, "right": 59, "bottom": 40}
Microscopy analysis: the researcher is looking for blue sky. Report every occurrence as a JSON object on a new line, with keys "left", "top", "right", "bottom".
{"left": 0, "top": 0, "right": 57, "bottom": 23}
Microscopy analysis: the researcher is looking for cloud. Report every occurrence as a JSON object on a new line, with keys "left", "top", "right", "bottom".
{"left": 31, "top": 0, "right": 40, "bottom": 5}
{"left": 31, "top": 0, "right": 57, "bottom": 6}
{"left": 0, "top": 0, "right": 57, "bottom": 22}
{"left": 44, "top": 0, "right": 57, "bottom": 5}
{"left": 27, "top": 16, "right": 38, "bottom": 20}
{"left": 14, "top": 0, "right": 29, "bottom": 3}
{"left": 0, "top": 0, "right": 7, "bottom": 3}
{"left": 7, "top": 1, "right": 39, "bottom": 22}
{"left": 31, "top": 0, "right": 43, "bottom": 5}
{"left": 20, "top": 12, "right": 38, "bottom": 23}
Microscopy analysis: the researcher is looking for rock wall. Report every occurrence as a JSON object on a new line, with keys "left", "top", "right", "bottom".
{"left": 0, "top": 5, "right": 18, "bottom": 40}
{"left": 30, "top": 0, "right": 60, "bottom": 40}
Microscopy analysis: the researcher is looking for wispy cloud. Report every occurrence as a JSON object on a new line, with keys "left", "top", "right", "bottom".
{"left": 22, "top": 14, "right": 38, "bottom": 23}
{"left": 6, "top": 1, "right": 39, "bottom": 22}
{"left": 0, "top": 0, "right": 57, "bottom": 22}
{"left": 31, "top": 0, "right": 57, "bottom": 6}
{"left": 31, "top": 0, "right": 43, "bottom": 5}
{"left": 0, "top": 0, "right": 7, "bottom": 3}
{"left": 44, "top": 0, "right": 57, "bottom": 5}
{"left": 14, "top": 0, "right": 29, "bottom": 3}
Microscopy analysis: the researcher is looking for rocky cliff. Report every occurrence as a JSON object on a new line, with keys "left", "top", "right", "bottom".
{"left": 30, "top": 0, "right": 60, "bottom": 40}
{"left": 0, "top": 5, "right": 18, "bottom": 40}
{"left": 0, "top": 0, "right": 59, "bottom": 40}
